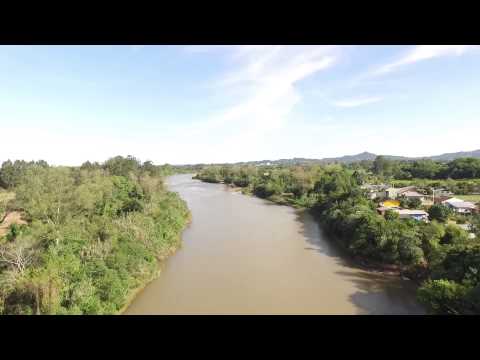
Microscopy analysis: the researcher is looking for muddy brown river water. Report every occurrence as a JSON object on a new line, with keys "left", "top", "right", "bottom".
{"left": 125, "top": 174, "right": 424, "bottom": 315}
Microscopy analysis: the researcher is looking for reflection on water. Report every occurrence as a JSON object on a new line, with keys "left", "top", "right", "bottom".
{"left": 125, "top": 174, "right": 424, "bottom": 315}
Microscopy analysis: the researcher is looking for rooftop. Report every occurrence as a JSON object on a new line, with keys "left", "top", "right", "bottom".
{"left": 448, "top": 201, "right": 476, "bottom": 209}
{"left": 395, "top": 209, "right": 429, "bottom": 216}
{"left": 401, "top": 191, "right": 425, "bottom": 197}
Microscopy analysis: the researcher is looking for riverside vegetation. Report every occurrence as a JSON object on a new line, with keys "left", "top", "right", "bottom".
{"left": 195, "top": 158, "right": 480, "bottom": 315}
{"left": 0, "top": 156, "right": 189, "bottom": 314}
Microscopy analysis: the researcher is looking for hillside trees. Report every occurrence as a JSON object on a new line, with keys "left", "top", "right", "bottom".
{"left": 0, "top": 156, "right": 189, "bottom": 314}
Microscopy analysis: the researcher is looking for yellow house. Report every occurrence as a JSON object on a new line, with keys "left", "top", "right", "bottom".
{"left": 382, "top": 200, "right": 400, "bottom": 208}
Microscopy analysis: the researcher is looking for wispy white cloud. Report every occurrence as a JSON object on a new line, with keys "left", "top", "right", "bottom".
{"left": 373, "top": 45, "right": 477, "bottom": 75}
{"left": 333, "top": 96, "right": 383, "bottom": 108}
{"left": 171, "top": 45, "right": 342, "bottom": 162}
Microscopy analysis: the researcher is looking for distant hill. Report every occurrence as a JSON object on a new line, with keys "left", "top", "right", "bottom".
{"left": 320, "top": 151, "right": 378, "bottom": 163}
{"left": 427, "top": 149, "right": 480, "bottom": 162}
{"left": 232, "top": 149, "right": 480, "bottom": 166}
{"left": 175, "top": 149, "right": 480, "bottom": 167}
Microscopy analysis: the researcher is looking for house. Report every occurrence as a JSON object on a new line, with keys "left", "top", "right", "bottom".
{"left": 441, "top": 198, "right": 477, "bottom": 214}
{"left": 434, "top": 188, "right": 454, "bottom": 198}
{"left": 434, "top": 195, "right": 453, "bottom": 204}
{"left": 444, "top": 200, "right": 477, "bottom": 214}
{"left": 381, "top": 200, "right": 400, "bottom": 208}
{"left": 399, "top": 190, "right": 432, "bottom": 206}
{"left": 376, "top": 206, "right": 429, "bottom": 222}
{"left": 361, "top": 184, "right": 389, "bottom": 200}
{"left": 400, "top": 190, "right": 425, "bottom": 199}
{"left": 442, "top": 197, "right": 464, "bottom": 205}
{"left": 394, "top": 209, "right": 429, "bottom": 222}
{"left": 384, "top": 186, "right": 416, "bottom": 200}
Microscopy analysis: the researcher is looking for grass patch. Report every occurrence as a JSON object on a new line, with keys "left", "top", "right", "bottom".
{"left": 455, "top": 194, "right": 480, "bottom": 203}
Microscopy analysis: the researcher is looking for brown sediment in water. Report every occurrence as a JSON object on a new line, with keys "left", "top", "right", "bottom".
{"left": 125, "top": 175, "right": 424, "bottom": 315}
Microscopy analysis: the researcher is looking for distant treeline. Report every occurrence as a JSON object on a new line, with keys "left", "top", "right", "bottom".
{"left": 0, "top": 156, "right": 189, "bottom": 314}
{"left": 195, "top": 163, "right": 480, "bottom": 314}
{"left": 179, "top": 156, "right": 480, "bottom": 181}
{"left": 192, "top": 156, "right": 480, "bottom": 195}
{"left": 351, "top": 156, "right": 480, "bottom": 180}
{"left": 0, "top": 156, "right": 182, "bottom": 190}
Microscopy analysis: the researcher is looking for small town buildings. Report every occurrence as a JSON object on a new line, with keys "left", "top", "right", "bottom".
{"left": 434, "top": 195, "right": 452, "bottom": 204}
{"left": 400, "top": 190, "right": 426, "bottom": 200}
{"left": 361, "top": 184, "right": 389, "bottom": 200}
{"left": 433, "top": 188, "right": 454, "bottom": 198}
{"left": 441, "top": 198, "right": 477, "bottom": 214}
{"left": 381, "top": 200, "right": 400, "bottom": 208}
{"left": 399, "top": 190, "right": 432, "bottom": 206}
{"left": 384, "top": 186, "right": 417, "bottom": 200}
{"left": 395, "top": 209, "right": 429, "bottom": 221}
{"left": 442, "top": 197, "right": 464, "bottom": 205}
{"left": 376, "top": 206, "right": 429, "bottom": 222}
{"left": 445, "top": 201, "right": 477, "bottom": 214}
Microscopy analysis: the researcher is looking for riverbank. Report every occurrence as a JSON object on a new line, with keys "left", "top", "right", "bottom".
{"left": 119, "top": 212, "right": 191, "bottom": 314}
{"left": 125, "top": 174, "right": 424, "bottom": 315}
{"left": 205, "top": 180, "right": 416, "bottom": 279}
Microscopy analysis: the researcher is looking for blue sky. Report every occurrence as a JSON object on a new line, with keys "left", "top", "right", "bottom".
{"left": 0, "top": 45, "right": 479, "bottom": 165}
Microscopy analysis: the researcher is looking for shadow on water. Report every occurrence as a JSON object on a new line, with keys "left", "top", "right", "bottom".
{"left": 293, "top": 208, "right": 352, "bottom": 264}
{"left": 293, "top": 208, "right": 426, "bottom": 315}
{"left": 335, "top": 270, "right": 425, "bottom": 314}
{"left": 168, "top": 175, "right": 426, "bottom": 314}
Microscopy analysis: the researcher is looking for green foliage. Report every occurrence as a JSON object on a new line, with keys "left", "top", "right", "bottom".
{"left": 372, "top": 156, "right": 393, "bottom": 177}
{"left": 0, "top": 160, "right": 49, "bottom": 189}
{"left": 400, "top": 197, "right": 422, "bottom": 209}
{"left": 196, "top": 160, "right": 480, "bottom": 314}
{"left": 385, "top": 210, "right": 400, "bottom": 221}
{"left": 103, "top": 155, "right": 141, "bottom": 177}
{"left": 0, "top": 191, "right": 14, "bottom": 219}
{"left": 428, "top": 204, "right": 452, "bottom": 223}
{"left": 0, "top": 157, "right": 189, "bottom": 314}
{"left": 447, "top": 158, "right": 480, "bottom": 179}
{"left": 418, "top": 279, "right": 470, "bottom": 314}
{"left": 441, "top": 225, "right": 470, "bottom": 245}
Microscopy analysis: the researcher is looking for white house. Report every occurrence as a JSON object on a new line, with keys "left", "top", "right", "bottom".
{"left": 384, "top": 186, "right": 416, "bottom": 200}
{"left": 442, "top": 198, "right": 477, "bottom": 214}
{"left": 446, "top": 201, "right": 477, "bottom": 214}
{"left": 442, "top": 197, "right": 464, "bottom": 205}
{"left": 394, "top": 209, "right": 429, "bottom": 222}
{"left": 361, "top": 184, "right": 389, "bottom": 200}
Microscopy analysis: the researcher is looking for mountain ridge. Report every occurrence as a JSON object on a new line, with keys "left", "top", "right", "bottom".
{"left": 183, "top": 149, "right": 480, "bottom": 167}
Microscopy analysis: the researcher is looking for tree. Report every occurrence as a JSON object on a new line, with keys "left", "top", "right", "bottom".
{"left": 385, "top": 210, "right": 399, "bottom": 221}
{"left": 373, "top": 156, "right": 393, "bottom": 177}
{"left": 417, "top": 279, "right": 469, "bottom": 314}
{"left": 418, "top": 221, "right": 445, "bottom": 262}
{"left": 103, "top": 156, "right": 141, "bottom": 177}
{"left": 447, "top": 158, "right": 480, "bottom": 179}
{"left": 441, "top": 225, "right": 469, "bottom": 245}
{"left": 1, "top": 156, "right": 190, "bottom": 314}
{"left": 407, "top": 160, "right": 445, "bottom": 179}
{"left": 400, "top": 197, "right": 422, "bottom": 209}
{"left": 428, "top": 204, "right": 452, "bottom": 223}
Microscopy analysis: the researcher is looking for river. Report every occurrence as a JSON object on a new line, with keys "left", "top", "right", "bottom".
{"left": 125, "top": 174, "right": 424, "bottom": 315}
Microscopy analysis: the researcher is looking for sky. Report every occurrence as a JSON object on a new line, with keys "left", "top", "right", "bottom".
{"left": 0, "top": 45, "right": 479, "bottom": 165}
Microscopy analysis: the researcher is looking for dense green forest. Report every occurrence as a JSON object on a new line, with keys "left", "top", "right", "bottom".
{"left": 0, "top": 156, "right": 189, "bottom": 314}
{"left": 195, "top": 159, "right": 480, "bottom": 314}
{"left": 350, "top": 157, "right": 480, "bottom": 194}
